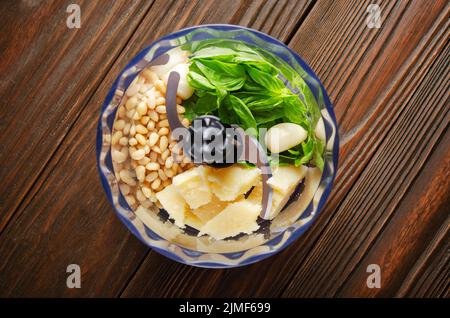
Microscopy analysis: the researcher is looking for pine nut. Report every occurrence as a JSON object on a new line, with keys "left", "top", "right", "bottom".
{"left": 148, "top": 132, "right": 159, "bottom": 146}
{"left": 130, "top": 125, "right": 136, "bottom": 136}
{"left": 135, "top": 165, "right": 146, "bottom": 182}
{"left": 141, "top": 186, "right": 152, "bottom": 199}
{"left": 158, "top": 119, "right": 169, "bottom": 127}
{"left": 136, "top": 189, "right": 146, "bottom": 202}
{"left": 120, "top": 170, "right": 136, "bottom": 186}
{"left": 158, "top": 169, "right": 168, "bottom": 181}
{"left": 138, "top": 157, "right": 150, "bottom": 165}
{"left": 149, "top": 110, "right": 159, "bottom": 122}
{"left": 112, "top": 131, "right": 122, "bottom": 145}
{"left": 135, "top": 124, "right": 148, "bottom": 134}
{"left": 118, "top": 106, "right": 126, "bottom": 118}
{"left": 155, "top": 105, "right": 166, "bottom": 114}
{"left": 126, "top": 96, "right": 138, "bottom": 110}
{"left": 123, "top": 123, "right": 131, "bottom": 135}
{"left": 156, "top": 97, "right": 165, "bottom": 106}
{"left": 182, "top": 118, "right": 189, "bottom": 127}
{"left": 147, "top": 120, "right": 156, "bottom": 130}
{"left": 112, "top": 150, "right": 127, "bottom": 163}
{"left": 151, "top": 178, "right": 161, "bottom": 190}
{"left": 158, "top": 127, "right": 169, "bottom": 136}
{"left": 146, "top": 162, "right": 160, "bottom": 171}
{"left": 129, "top": 146, "right": 137, "bottom": 154}
{"left": 155, "top": 80, "right": 166, "bottom": 93}
{"left": 135, "top": 134, "right": 146, "bottom": 146}
{"left": 143, "top": 145, "right": 150, "bottom": 154}
{"left": 128, "top": 137, "right": 137, "bottom": 146}
{"left": 132, "top": 111, "right": 141, "bottom": 120}
{"left": 149, "top": 151, "right": 158, "bottom": 162}
{"left": 145, "top": 171, "right": 158, "bottom": 183}
{"left": 147, "top": 94, "right": 156, "bottom": 109}
{"left": 136, "top": 101, "right": 147, "bottom": 116}
{"left": 165, "top": 156, "right": 174, "bottom": 169}
{"left": 131, "top": 149, "right": 146, "bottom": 160}
{"left": 114, "top": 119, "right": 125, "bottom": 131}
{"left": 140, "top": 116, "right": 150, "bottom": 125}
{"left": 119, "top": 137, "right": 128, "bottom": 146}
{"left": 159, "top": 136, "right": 169, "bottom": 152}
{"left": 152, "top": 145, "right": 161, "bottom": 154}
{"left": 161, "top": 149, "right": 170, "bottom": 161}
{"left": 177, "top": 105, "right": 185, "bottom": 113}
{"left": 164, "top": 167, "right": 174, "bottom": 178}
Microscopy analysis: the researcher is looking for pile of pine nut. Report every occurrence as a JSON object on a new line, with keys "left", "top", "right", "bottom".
{"left": 111, "top": 68, "right": 194, "bottom": 210}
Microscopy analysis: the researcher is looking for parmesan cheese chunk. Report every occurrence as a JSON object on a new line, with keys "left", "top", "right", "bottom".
{"left": 267, "top": 165, "right": 307, "bottom": 195}
{"left": 155, "top": 184, "right": 188, "bottom": 228}
{"left": 172, "top": 167, "right": 212, "bottom": 209}
{"left": 248, "top": 165, "right": 306, "bottom": 219}
{"left": 199, "top": 201, "right": 261, "bottom": 240}
{"left": 205, "top": 166, "right": 260, "bottom": 201}
{"left": 184, "top": 210, "right": 204, "bottom": 230}
{"left": 191, "top": 195, "right": 229, "bottom": 224}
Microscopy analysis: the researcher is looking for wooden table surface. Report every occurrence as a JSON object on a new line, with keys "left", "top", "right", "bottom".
{"left": 0, "top": 0, "right": 448, "bottom": 298}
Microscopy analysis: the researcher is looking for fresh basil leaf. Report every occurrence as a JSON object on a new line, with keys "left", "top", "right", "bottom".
{"left": 294, "top": 138, "right": 314, "bottom": 166}
{"left": 245, "top": 65, "right": 285, "bottom": 92}
{"left": 182, "top": 95, "right": 199, "bottom": 121}
{"left": 215, "top": 87, "right": 228, "bottom": 107}
{"left": 195, "top": 61, "right": 246, "bottom": 91}
{"left": 187, "top": 70, "right": 215, "bottom": 90}
{"left": 195, "top": 59, "right": 245, "bottom": 78}
{"left": 225, "top": 95, "right": 257, "bottom": 132}
{"left": 253, "top": 107, "right": 285, "bottom": 124}
{"left": 313, "top": 139, "right": 325, "bottom": 171}
{"left": 195, "top": 92, "right": 219, "bottom": 114}
{"left": 283, "top": 95, "right": 309, "bottom": 127}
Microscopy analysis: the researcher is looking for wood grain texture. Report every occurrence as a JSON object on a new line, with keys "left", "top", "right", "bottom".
{"left": 282, "top": 1, "right": 450, "bottom": 297}
{"left": 122, "top": 0, "right": 450, "bottom": 298}
{"left": 0, "top": 0, "right": 314, "bottom": 297}
{"left": 396, "top": 216, "right": 449, "bottom": 298}
{"left": 0, "top": 0, "right": 154, "bottom": 232}
{"left": 335, "top": 48, "right": 450, "bottom": 297}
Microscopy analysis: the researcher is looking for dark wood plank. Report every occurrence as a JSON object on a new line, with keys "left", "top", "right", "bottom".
{"left": 396, "top": 217, "right": 449, "bottom": 298}
{"left": 337, "top": 124, "right": 449, "bottom": 297}
{"left": 282, "top": 25, "right": 450, "bottom": 296}
{"left": 122, "top": 0, "right": 450, "bottom": 298}
{"left": 0, "top": 0, "right": 154, "bottom": 232}
{"left": 0, "top": 0, "right": 313, "bottom": 297}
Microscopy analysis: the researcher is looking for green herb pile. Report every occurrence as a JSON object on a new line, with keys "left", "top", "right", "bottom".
{"left": 181, "top": 39, "right": 324, "bottom": 170}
